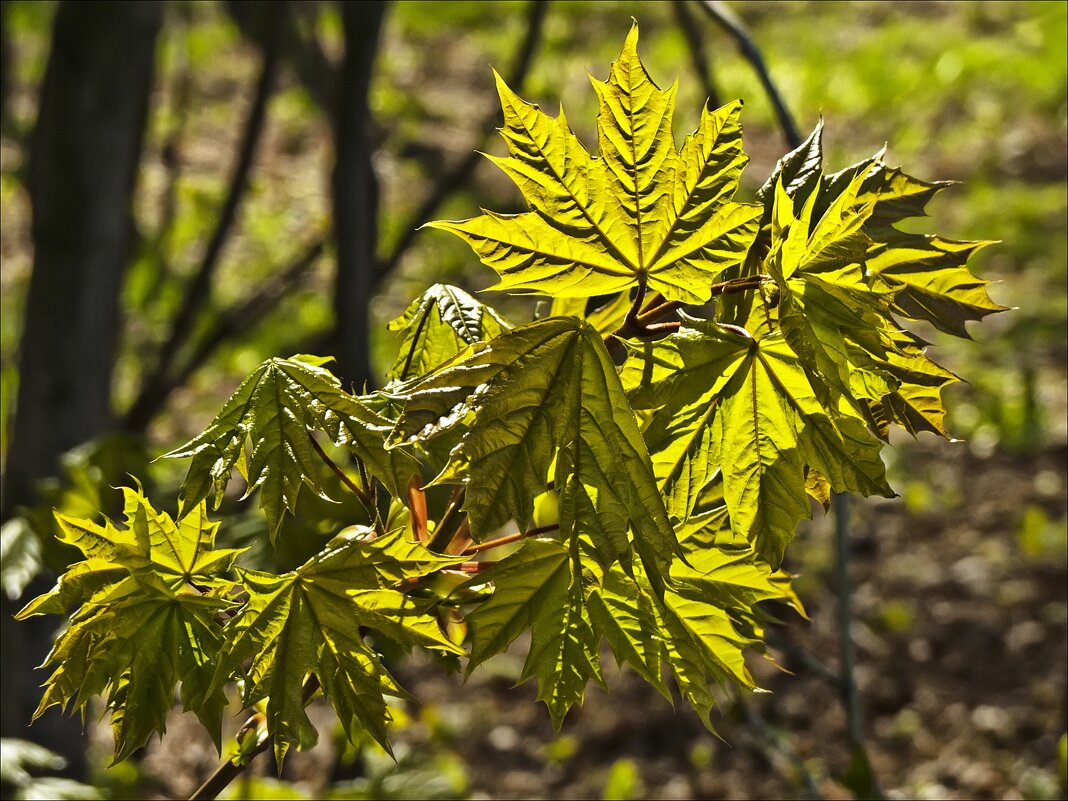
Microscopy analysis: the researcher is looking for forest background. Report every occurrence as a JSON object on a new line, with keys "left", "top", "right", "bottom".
{"left": 0, "top": 1, "right": 1065, "bottom": 799}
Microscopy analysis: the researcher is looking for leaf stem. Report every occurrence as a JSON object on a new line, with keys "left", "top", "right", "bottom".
{"left": 623, "top": 277, "right": 649, "bottom": 330}
{"left": 457, "top": 560, "right": 497, "bottom": 573}
{"left": 462, "top": 523, "right": 558, "bottom": 555}
{"left": 428, "top": 486, "right": 466, "bottom": 553}
{"left": 189, "top": 676, "right": 321, "bottom": 801}
{"left": 615, "top": 275, "right": 768, "bottom": 339}
{"left": 407, "top": 476, "right": 429, "bottom": 543}
{"left": 308, "top": 433, "right": 370, "bottom": 505}
{"left": 710, "top": 274, "right": 767, "bottom": 297}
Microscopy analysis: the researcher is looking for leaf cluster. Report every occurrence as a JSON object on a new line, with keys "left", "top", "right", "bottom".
{"left": 20, "top": 22, "right": 999, "bottom": 773}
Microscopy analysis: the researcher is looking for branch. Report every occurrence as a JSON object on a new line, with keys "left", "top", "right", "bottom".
{"left": 144, "top": 3, "right": 195, "bottom": 308}
{"left": 696, "top": 0, "right": 803, "bottom": 149}
{"left": 189, "top": 676, "right": 320, "bottom": 801}
{"left": 732, "top": 685, "right": 824, "bottom": 800}
{"left": 672, "top": 0, "right": 722, "bottom": 110}
{"left": 832, "top": 492, "right": 882, "bottom": 796}
{"left": 765, "top": 629, "right": 841, "bottom": 690}
{"left": 374, "top": 0, "right": 549, "bottom": 284}
{"left": 129, "top": 8, "right": 282, "bottom": 426}
{"left": 308, "top": 433, "right": 372, "bottom": 510}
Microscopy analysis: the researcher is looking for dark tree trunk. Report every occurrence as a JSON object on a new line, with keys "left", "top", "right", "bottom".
{"left": 1, "top": 0, "right": 161, "bottom": 775}
{"left": 331, "top": 1, "right": 387, "bottom": 388}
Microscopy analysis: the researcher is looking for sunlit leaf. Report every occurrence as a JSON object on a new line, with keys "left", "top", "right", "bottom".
{"left": 427, "top": 23, "right": 760, "bottom": 303}
{"left": 211, "top": 531, "right": 463, "bottom": 765}
{"left": 393, "top": 316, "right": 676, "bottom": 591}
{"left": 165, "top": 356, "right": 419, "bottom": 536}
{"left": 387, "top": 283, "right": 510, "bottom": 382}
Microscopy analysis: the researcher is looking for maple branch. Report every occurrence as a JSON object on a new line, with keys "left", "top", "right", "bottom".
{"left": 189, "top": 675, "right": 321, "bottom": 801}
{"left": 695, "top": 0, "right": 803, "bottom": 149}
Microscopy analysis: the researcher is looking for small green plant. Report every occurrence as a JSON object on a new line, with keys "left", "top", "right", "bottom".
{"left": 17, "top": 23, "right": 1000, "bottom": 796}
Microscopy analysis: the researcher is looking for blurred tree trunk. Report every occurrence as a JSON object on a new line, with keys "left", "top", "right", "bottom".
{"left": 1, "top": 0, "right": 161, "bottom": 775}
{"left": 332, "top": 1, "right": 387, "bottom": 387}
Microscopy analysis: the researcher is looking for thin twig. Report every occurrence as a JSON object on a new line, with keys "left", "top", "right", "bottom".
{"left": 189, "top": 675, "right": 320, "bottom": 801}
{"left": 765, "top": 629, "right": 841, "bottom": 690}
{"left": 124, "top": 239, "right": 324, "bottom": 429}
{"left": 375, "top": 0, "right": 549, "bottom": 283}
{"left": 733, "top": 686, "right": 823, "bottom": 799}
{"left": 672, "top": 0, "right": 722, "bottom": 110}
{"left": 695, "top": 0, "right": 803, "bottom": 149}
{"left": 833, "top": 491, "right": 881, "bottom": 796}
{"left": 128, "top": 7, "right": 282, "bottom": 430}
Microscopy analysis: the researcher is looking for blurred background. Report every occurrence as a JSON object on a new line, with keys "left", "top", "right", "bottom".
{"left": 0, "top": 1, "right": 1064, "bottom": 799}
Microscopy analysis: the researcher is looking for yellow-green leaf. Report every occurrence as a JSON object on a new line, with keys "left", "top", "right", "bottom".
{"left": 165, "top": 356, "right": 419, "bottom": 537}
{"left": 427, "top": 22, "right": 760, "bottom": 304}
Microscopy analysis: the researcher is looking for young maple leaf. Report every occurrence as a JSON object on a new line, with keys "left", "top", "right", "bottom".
{"left": 427, "top": 22, "right": 761, "bottom": 304}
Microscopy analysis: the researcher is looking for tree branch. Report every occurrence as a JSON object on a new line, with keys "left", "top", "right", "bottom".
{"left": 123, "top": 238, "right": 324, "bottom": 430}
{"left": 189, "top": 676, "right": 320, "bottom": 801}
{"left": 696, "top": 0, "right": 803, "bottom": 149}
{"left": 672, "top": 0, "right": 722, "bottom": 110}
{"left": 127, "top": 7, "right": 282, "bottom": 429}
{"left": 375, "top": 0, "right": 549, "bottom": 283}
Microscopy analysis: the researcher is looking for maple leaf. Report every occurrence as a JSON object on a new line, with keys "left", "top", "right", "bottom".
{"left": 626, "top": 320, "right": 891, "bottom": 566}
{"left": 425, "top": 22, "right": 761, "bottom": 304}
{"left": 462, "top": 538, "right": 602, "bottom": 728}
{"left": 392, "top": 316, "right": 677, "bottom": 592}
{"left": 16, "top": 489, "right": 239, "bottom": 760}
{"left": 165, "top": 355, "right": 419, "bottom": 537}
{"left": 210, "top": 531, "right": 463, "bottom": 765}
{"left": 591, "top": 506, "right": 801, "bottom": 731}
{"left": 387, "top": 283, "right": 511, "bottom": 382}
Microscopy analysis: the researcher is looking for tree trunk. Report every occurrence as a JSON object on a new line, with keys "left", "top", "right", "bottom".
{"left": 331, "top": 1, "right": 387, "bottom": 388}
{"left": 1, "top": 0, "right": 161, "bottom": 775}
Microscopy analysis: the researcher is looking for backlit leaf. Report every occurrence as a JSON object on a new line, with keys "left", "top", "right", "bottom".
{"left": 387, "top": 283, "right": 510, "bottom": 382}
{"left": 427, "top": 23, "right": 760, "bottom": 303}
{"left": 166, "top": 356, "right": 419, "bottom": 536}
{"left": 393, "top": 316, "right": 676, "bottom": 591}
{"left": 211, "top": 531, "right": 463, "bottom": 765}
